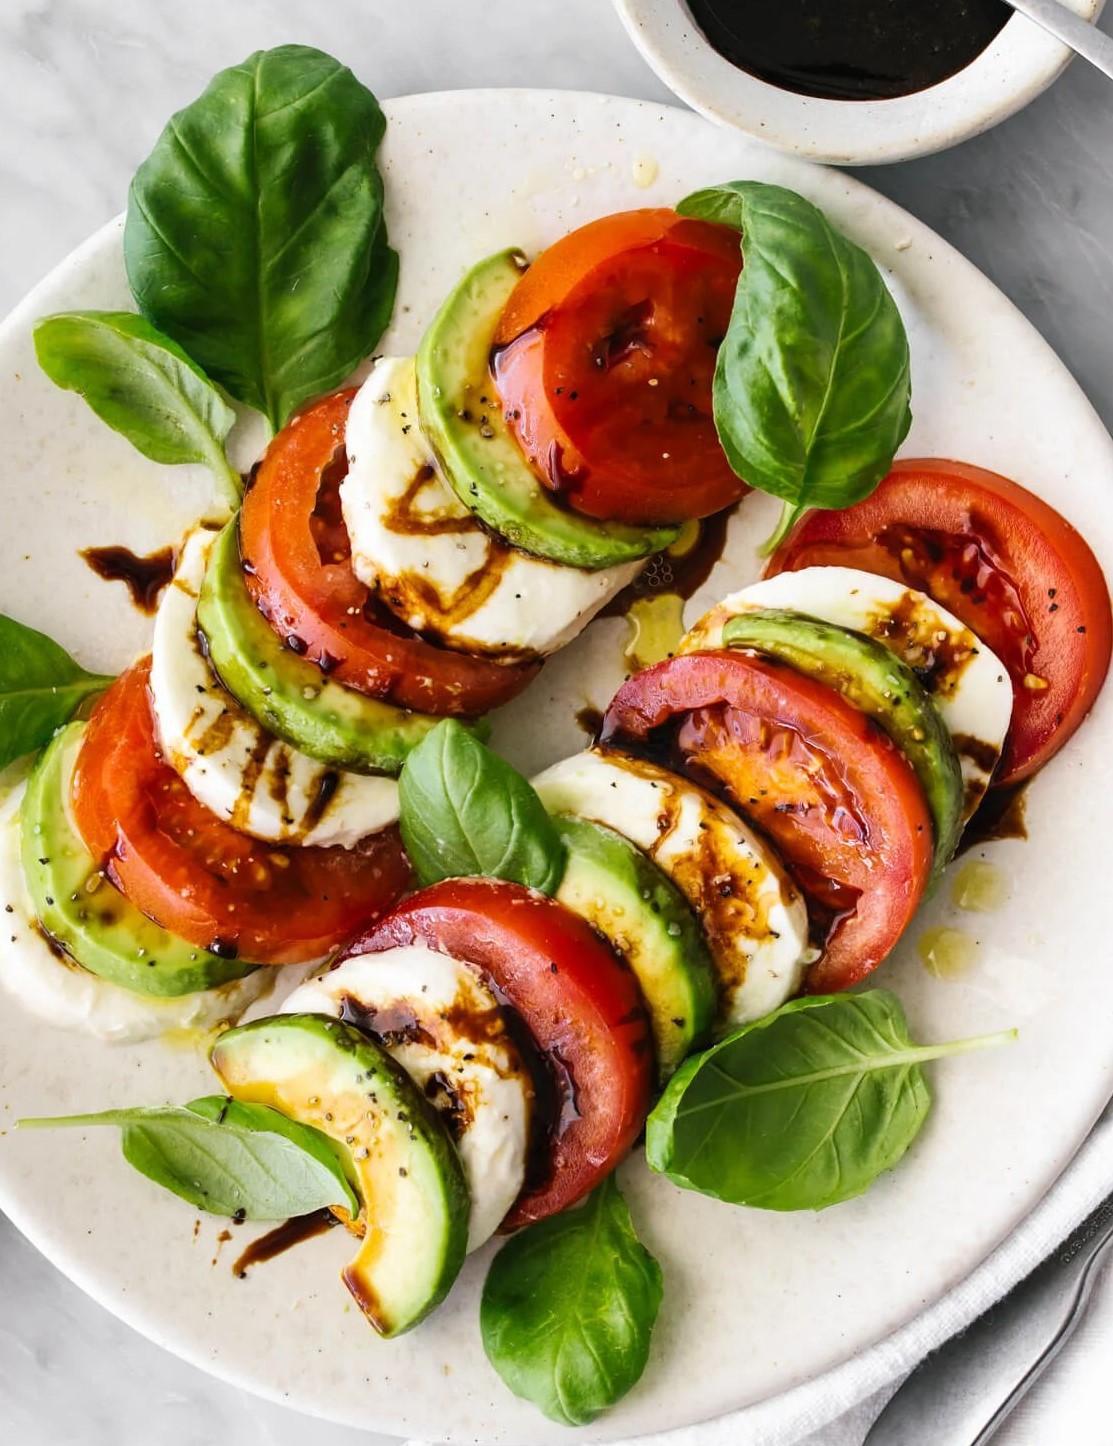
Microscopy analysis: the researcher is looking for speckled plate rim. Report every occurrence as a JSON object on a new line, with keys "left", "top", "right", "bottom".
{"left": 1, "top": 90, "right": 1113, "bottom": 1445}
{"left": 612, "top": 0, "right": 1107, "bottom": 165}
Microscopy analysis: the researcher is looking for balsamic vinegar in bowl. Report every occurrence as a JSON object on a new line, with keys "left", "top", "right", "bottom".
{"left": 685, "top": 0, "right": 1013, "bottom": 101}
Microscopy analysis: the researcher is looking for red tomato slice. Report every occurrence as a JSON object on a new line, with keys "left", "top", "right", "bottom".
{"left": 492, "top": 208, "right": 745, "bottom": 525}
{"left": 239, "top": 390, "right": 540, "bottom": 716}
{"left": 70, "top": 662, "right": 411, "bottom": 965}
{"left": 766, "top": 459, "right": 1113, "bottom": 786}
{"left": 600, "top": 652, "right": 934, "bottom": 994}
{"left": 348, "top": 877, "right": 654, "bottom": 1226}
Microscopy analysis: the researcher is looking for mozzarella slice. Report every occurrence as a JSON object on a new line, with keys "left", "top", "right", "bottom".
{"left": 682, "top": 565, "right": 1013, "bottom": 820}
{"left": 151, "top": 530, "right": 399, "bottom": 848}
{"left": 0, "top": 784, "right": 268, "bottom": 1043}
{"left": 341, "top": 357, "right": 641, "bottom": 657}
{"left": 282, "top": 945, "right": 531, "bottom": 1250}
{"left": 533, "top": 749, "right": 813, "bottom": 1028}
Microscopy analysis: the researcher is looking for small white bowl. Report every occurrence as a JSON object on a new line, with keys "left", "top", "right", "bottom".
{"left": 613, "top": 0, "right": 1106, "bottom": 164}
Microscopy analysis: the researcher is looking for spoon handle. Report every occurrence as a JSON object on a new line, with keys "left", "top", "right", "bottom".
{"left": 1003, "top": 0, "right": 1113, "bottom": 81}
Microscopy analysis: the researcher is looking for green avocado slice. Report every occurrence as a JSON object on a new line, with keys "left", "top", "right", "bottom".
{"left": 415, "top": 249, "right": 678, "bottom": 569}
{"left": 722, "top": 608, "right": 964, "bottom": 873}
{"left": 211, "top": 1014, "right": 470, "bottom": 1337}
{"left": 554, "top": 815, "right": 717, "bottom": 1081}
{"left": 197, "top": 519, "right": 482, "bottom": 775}
{"left": 21, "top": 723, "right": 258, "bottom": 997}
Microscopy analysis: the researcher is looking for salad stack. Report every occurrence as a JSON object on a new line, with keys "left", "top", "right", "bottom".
{"left": 4, "top": 45, "right": 1110, "bottom": 1431}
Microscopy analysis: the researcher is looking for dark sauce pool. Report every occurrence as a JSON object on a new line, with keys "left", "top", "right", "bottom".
{"left": 956, "top": 778, "right": 1029, "bottom": 856}
{"left": 686, "top": 0, "right": 1012, "bottom": 102}
{"left": 81, "top": 543, "right": 175, "bottom": 614}
{"left": 232, "top": 1208, "right": 338, "bottom": 1278}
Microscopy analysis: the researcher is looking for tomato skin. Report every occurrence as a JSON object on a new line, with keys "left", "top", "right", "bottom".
{"left": 70, "top": 662, "right": 411, "bottom": 965}
{"left": 240, "top": 390, "right": 540, "bottom": 716}
{"left": 767, "top": 459, "right": 1113, "bottom": 785}
{"left": 492, "top": 209, "right": 746, "bottom": 525}
{"left": 349, "top": 877, "right": 654, "bottom": 1227}
{"left": 601, "top": 651, "right": 934, "bottom": 994}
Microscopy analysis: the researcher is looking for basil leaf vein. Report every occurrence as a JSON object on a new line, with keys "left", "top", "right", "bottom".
{"left": 0, "top": 616, "right": 112, "bottom": 770}
{"left": 678, "top": 181, "right": 912, "bottom": 542}
{"left": 398, "top": 719, "right": 565, "bottom": 894}
{"left": 124, "top": 44, "right": 397, "bottom": 431}
{"left": 19, "top": 1096, "right": 359, "bottom": 1220}
{"left": 647, "top": 990, "right": 1015, "bottom": 1211}
{"left": 34, "top": 311, "right": 241, "bottom": 506}
{"left": 480, "top": 1174, "right": 663, "bottom": 1426}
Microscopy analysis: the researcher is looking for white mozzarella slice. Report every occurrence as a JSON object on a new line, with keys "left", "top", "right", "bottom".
{"left": 0, "top": 784, "right": 268, "bottom": 1043}
{"left": 532, "top": 749, "right": 813, "bottom": 1028}
{"left": 341, "top": 357, "right": 641, "bottom": 657}
{"left": 682, "top": 565, "right": 1014, "bottom": 820}
{"left": 151, "top": 529, "right": 399, "bottom": 849}
{"left": 282, "top": 944, "right": 531, "bottom": 1250}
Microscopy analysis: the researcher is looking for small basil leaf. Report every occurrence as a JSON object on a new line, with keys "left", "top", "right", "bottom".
{"left": 647, "top": 990, "right": 1015, "bottom": 1211}
{"left": 34, "top": 311, "right": 242, "bottom": 507}
{"left": 182, "top": 1096, "right": 360, "bottom": 1214}
{"left": 678, "top": 181, "right": 912, "bottom": 534}
{"left": 125, "top": 44, "right": 397, "bottom": 432}
{"left": 399, "top": 719, "right": 565, "bottom": 894}
{"left": 480, "top": 1174, "right": 663, "bottom": 1426}
{"left": 0, "top": 616, "right": 112, "bottom": 770}
{"left": 19, "top": 1099, "right": 359, "bottom": 1220}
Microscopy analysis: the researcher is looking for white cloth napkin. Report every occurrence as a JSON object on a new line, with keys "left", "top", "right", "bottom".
{"left": 406, "top": 1099, "right": 1113, "bottom": 1446}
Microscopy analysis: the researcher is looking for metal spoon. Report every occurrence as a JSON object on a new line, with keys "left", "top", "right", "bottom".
{"left": 1002, "top": 0, "right": 1113, "bottom": 81}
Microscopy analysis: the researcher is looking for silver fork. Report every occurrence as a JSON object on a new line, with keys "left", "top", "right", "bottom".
{"left": 864, "top": 1186, "right": 1113, "bottom": 1443}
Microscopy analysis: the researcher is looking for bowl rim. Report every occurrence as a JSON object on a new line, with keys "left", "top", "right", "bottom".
{"left": 612, "top": 0, "right": 1106, "bottom": 164}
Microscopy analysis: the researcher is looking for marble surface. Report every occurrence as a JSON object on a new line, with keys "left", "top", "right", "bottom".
{"left": 2, "top": 2, "right": 1113, "bottom": 1444}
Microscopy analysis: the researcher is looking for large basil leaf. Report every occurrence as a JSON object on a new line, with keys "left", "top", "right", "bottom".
{"left": 19, "top": 1096, "right": 360, "bottom": 1220}
{"left": 34, "top": 312, "right": 242, "bottom": 506}
{"left": 679, "top": 181, "right": 912, "bottom": 545}
{"left": 0, "top": 616, "right": 111, "bottom": 770}
{"left": 480, "top": 1174, "right": 663, "bottom": 1426}
{"left": 398, "top": 719, "right": 565, "bottom": 894}
{"left": 647, "top": 990, "right": 1015, "bottom": 1211}
{"left": 125, "top": 44, "right": 397, "bottom": 432}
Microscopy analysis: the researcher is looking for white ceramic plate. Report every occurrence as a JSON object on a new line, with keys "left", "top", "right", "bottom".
{"left": 1, "top": 91, "right": 1112, "bottom": 1445}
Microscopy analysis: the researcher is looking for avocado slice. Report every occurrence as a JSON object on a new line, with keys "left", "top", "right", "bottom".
{"left": 211, "top": 1014, "right": 469, "bottom": 1337}
{"left": 197, "top": 519, "right": 481, "bottom": 775}
{"left": 554, "top": 816, "right": 717, "bottom": 1080}
{"left": 21, "top": 724, "right": 259, "bottom": 997}
{"left": 415, "top": 249, "right": 678, "bottom": 570}
{"left": 722, "top": 608, "right": 964, "bottom": 873}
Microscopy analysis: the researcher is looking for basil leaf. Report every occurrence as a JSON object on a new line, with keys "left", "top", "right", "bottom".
{"left": 0, "top": 616, "right": 112, "bottom": 770}
{"left": 181, "top": 1096, "right": 359, "bottom": 1213}
{"left": 679, "top": 182, "right": 912, "bottom": 542}
{"left": 124, "top": 44, "right": 397, "bottom": 432}
{"left": 399, "top": 719, "right": 565, "bottom": 894}
{"left": 647, "top": 990, "right": 1016, "bottom": 1211}
{"left": 480, "top": 1174, "right": 663, "bottom": 1426}
{"left": 19, "top": 1096, "right": 360, "bottom": 1220}
{"left": 34, "top": 312, "right": 242, "bottom": 507}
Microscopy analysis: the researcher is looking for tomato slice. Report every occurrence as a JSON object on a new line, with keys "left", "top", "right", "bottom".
{"left": 349, "top": 877, "right": 654, "bottom": 1226}
{"left": 766, "top": 459, "right": 1113, "bottom": 785}
{"left": 71, "top": 662, "right": 411, "bottom": 965}
{"left": 492, "top": 208, "right": 745, "bottom": 525}
{"left": 240, "top": 390, "right": 540, "bottom": 716}
{"left": 600, "top": 652, "right": 934, "bottom": 993}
